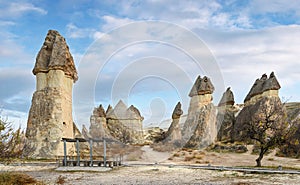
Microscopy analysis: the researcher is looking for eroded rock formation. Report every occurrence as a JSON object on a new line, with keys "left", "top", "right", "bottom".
{"left": 89, "top": 104, "right": 111, "bottom": 138}
{"left": 163, "top": 102, "right": 183, "bottom": 142}
{"left": 216, "top": 87, "right": 238, "bottom": 142}
{"left": 106, "top": 100, "right": 144, "bottom": 144}
{"left": 235, "top": 72, "right": 282, "bottom": 141}
{"left": 244, "top": 72, "right": 280, "bottom": 105}
{"left": 218, "top": 87, "right": 235, "bottom": 107}
{"left": 182, "top": 75, "right": 217, "bottom": 148}
{"left": 25, "top": 30, "right": 79, "bottom": 158}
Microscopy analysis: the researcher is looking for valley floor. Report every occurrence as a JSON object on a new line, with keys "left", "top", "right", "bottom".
{"left": 1, "top": 146, "right": 300, "bottom": 185}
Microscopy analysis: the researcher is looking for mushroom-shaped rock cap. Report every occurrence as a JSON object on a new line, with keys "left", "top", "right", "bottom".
{"left": 244, "top": 72, "right": 281, "bottom": 103}
{"left": 218, "top": 87, "right": 235, "bottom": 106}
{"left": 263, "top": 71, "right": 281, "bottom": 91}
{"left": 33, "top": 30, "right": 78, "bottom": 82}
{"left": 172, "top": 102, "right": 183, "bottom": 119}
{"left": 189, "top": 75, "right": 215, "bottom": 97}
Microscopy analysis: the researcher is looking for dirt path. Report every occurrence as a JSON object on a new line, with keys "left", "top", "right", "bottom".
{"left": 139, "top": 145, "right": 171, "bottom": 163}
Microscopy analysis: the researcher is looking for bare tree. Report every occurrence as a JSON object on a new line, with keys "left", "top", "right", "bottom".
{"left": 236, "top": 97, "right": 297, "bottom": 167}
{"left": 0, "top": 114, "right": 25, "bottom": 162}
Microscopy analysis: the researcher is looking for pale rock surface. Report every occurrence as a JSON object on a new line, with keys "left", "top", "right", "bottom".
{"left": 106, "top": 100, "right": 144, "bottom": 144}
{"left": 163, "top": 102, "right": 183, "bottom": 143}
{"left": 89, "top": 104, "right": 112, "bottom": 139}
{"left": 216, "top": 87, "right": 238, "bottom": 142}
{"left": 182, "top": 75, "right": 217, "bottom": 148}
{"left": 25, "top": 30, "right": 79, "bottom": 158}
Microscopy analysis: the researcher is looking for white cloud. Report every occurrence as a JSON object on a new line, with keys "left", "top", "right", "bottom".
{"left": 0, "top": 21, "right": 15, "bottom": 26}
{"left": 248, "top": 0, "right": 300, "bottom": 15}
{"left": 0, "top": 2, "right": 47, "bottom": 18}
{"left": 101, "top": 15, "right": 133, "bottom": 32}
{"left": 197, "top": 25, "right": 300, "bottom": 103}
{"left": 66, "top": 23, "right": 95, "bottom": 39}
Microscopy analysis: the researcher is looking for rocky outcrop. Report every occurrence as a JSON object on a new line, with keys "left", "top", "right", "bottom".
{"left": 244, "top": 72, "right": 280, "bottom": 105}
{"left": 89, "top": 104, "right": 111, "bottom": 139}
{"left": 235, "top": 72, "right": 282, "bottom": 141}
{"left": 144, "top": 127, "right": 165, "bottom": 144}
{"left": 217, "top": 87, "right": 238, "bottom": 142}
{"left": 182, "top": 75, "right": 217, "bottom": 148}
{"left": 25, "top": 30, "right": 78, "bottom": 158}
{"left": 218, "top": 87, "right": 235, "bottom": 106}
{"left": 235, "top": 96, "right": 283, "bottom": 141}
{"left": 106, "top": 100, "right": 144, "bottom": 144}
{"left": 163, "top": 102, "right": 183, "bottom": 142}
{"left": 278, "top": 103, "right": 300, "bottom": 158}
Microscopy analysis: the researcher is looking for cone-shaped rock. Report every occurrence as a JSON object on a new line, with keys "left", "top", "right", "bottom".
{"left": 218, "top": 87, "right": 235, "bottom": 106}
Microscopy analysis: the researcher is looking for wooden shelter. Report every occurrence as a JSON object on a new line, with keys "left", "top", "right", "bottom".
{"left": 61, "top": 137, "right": 123, "bottom": 167}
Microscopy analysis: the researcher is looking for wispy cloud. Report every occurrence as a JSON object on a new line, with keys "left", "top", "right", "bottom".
{"left": 0, "top": 2, "right": 47, "bottom": 18}
{"left": 66, "top": 23, "right": 95, "bottom": 38}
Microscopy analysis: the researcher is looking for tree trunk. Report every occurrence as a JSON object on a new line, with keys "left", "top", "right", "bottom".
{"left": 256, "top": 148, "right": 265, "bottom": 167}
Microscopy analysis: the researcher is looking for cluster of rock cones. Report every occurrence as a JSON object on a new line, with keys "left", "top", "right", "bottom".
{"left": 25, "top": 30, "right": 300, "bottom": 159}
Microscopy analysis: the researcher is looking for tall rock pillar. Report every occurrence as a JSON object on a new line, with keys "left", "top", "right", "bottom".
{"left": 25, "top": 30, "right": 78, "bottom": 158}
{"left": 182, "top": 75, "right": 217, "bottom": 148}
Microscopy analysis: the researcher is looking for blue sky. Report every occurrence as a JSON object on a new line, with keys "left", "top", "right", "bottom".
{"left": 1, "top": 0, "right": 300, "bottom": 130}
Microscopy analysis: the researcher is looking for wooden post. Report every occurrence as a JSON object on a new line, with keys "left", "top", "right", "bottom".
{"left": 103, "top": 139, "right": 106, "bottom": 167}
{"left": 76, "top": 139, "right": 80, "bottom": 166}
{"left": 89, "top": 139, "right": 93, "bottom": 167}
{"left": 63, "top": 139, "right": 67, "bottom": 166}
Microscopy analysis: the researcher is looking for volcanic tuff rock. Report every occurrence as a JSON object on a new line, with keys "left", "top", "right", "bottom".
{"left": 182, "top": 75, "right": 217, "bottom": 148}
{"left": 235, "top": 72, "right": 282, "bottom": 141}
{"left": 106, "top": 100, "right": 144, "bottom": 144}
{"left": 244, "top": 72, "right": 280, "bottom": 104}
{"left": 33, "top": 30, "right": 78, "bottom": 82}
{"left": 278, "top": 102, "right": 300, "bottom": 158}
{"left": 163, "top": 102, "right": 183, "bottom": 142}
{"left": 216, "top": 87, "right": 238, "bottom": 142}
{"left": 218, "top": 87, "right": 235, "bottom": 106}
{"left": 235, "top": 96, "right": 283, "bottom": 141}
{"left": 189, "top": 76, "right": 215, "bottom": 97}
{"left": 89, "top": 104, "right": 112, "bottom": 139}
{"left": 25, "top": 30, "right": 79, "bottom": 158}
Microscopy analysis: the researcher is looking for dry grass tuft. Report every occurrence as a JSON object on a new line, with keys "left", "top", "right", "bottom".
{"left": 0, "top": 172, "right": 44, "bottom": 185}
{"left": 56, "top": 175, "right": 67, "bottom": 184}
{"left": 184, "top": 155, "right": 194, "bottom": 161}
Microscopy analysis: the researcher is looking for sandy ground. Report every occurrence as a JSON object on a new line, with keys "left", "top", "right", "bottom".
{"left": 1, "top": 146, "right": 300, "bottom": 185}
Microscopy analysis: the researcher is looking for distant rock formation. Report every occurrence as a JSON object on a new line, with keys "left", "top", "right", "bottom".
{"left": 25, "top": 30, "right": 79, "bottom": 158}
{"left": 244, "top": 72, "right": 280, "bottom": 105}
{"left": 163, "top": 102, "right": 183, "bottom": 143}
{"left": 82, "top": 125, "right": 91, "bottom": 139}
{"left": 106, "top": 100, "right": 144, "bottom": 144}
{"left": 89, "top": 104, "right": 111, "bottom": 139}
{"left": 216, "top": 87, "right": 238, "bottom": 142}
{"left": 182, "top": 75, "right": 217, "bottom": 148}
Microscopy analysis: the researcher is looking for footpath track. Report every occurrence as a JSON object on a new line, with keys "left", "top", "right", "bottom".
{"left": 123, "top": 163, "right": 300, "bottom": 174}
